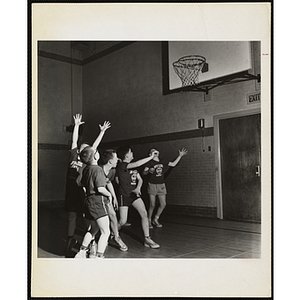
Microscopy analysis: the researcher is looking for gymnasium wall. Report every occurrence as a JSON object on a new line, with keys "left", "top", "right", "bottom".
{"left": 81, "top": 41, "right": 260, "bottom": 215}
{"left": 38, "top": 41, "right": 83, "bottom": 203}
{"left": 37, "top": 41, "right": 261, "bottom": 217}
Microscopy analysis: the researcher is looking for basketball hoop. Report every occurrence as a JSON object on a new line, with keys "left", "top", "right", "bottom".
{"left": 172, "top": 55, "right": 206, "bottom": 87}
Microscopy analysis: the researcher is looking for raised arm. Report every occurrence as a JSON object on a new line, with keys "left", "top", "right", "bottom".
{"left": 168, "top": 148, "right": 188, "bottom": 167}
{"left": 91, "top": 121, "right": 111, "bottom": 150}
{"left": 128, "top": 150, "right": 159, "bottom": 169}
{"left": 71, "top": 114, "right": 85, "bottom": 150}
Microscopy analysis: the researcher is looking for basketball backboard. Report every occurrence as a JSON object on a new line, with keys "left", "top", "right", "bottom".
{"left": 162, "top": 41, "right": 259, "bottom": 94}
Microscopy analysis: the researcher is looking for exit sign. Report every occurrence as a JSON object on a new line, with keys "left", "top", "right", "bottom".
{"left": 247, "top": 92, "right": 261, "bottom": 104}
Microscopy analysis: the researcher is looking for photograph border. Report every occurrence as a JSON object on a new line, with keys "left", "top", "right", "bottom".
{"left": 29, "top": 2, "right": 273, "bottom": 298}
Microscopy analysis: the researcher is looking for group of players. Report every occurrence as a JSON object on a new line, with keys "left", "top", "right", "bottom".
{"left": 64, "top": 114, "right": 187, "bottom": 259}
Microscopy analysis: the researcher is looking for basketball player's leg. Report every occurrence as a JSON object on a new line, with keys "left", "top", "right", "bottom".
{"left": 118, "top": 206, "right": 129, "bottom": 227}
{"left": 75, "top": 220, "right": 99, "bottom": 258}
{"left": 132, "top": 198, "right": 160, "bottom": 248}
{"left": 95, "top": 215, "right": 110, "bottom": 257}
{"left": 152, "top": 194, "right": 166, "bottom": 227}
{"left": 67, "top": 211, "right": 77, "bottom": 236}
{"left": 148, "top": 194, "right": 156, "bottom": 228}
{"left": 106, "top": 203, "right": 128, "bottom": 251}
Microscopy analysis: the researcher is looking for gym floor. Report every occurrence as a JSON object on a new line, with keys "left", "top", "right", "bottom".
{"left": 37, "top": 204, "right": 261, "bottom": 259}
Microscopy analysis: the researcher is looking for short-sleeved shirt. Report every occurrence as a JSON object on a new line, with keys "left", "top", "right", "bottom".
{"left": 144, "top": 159, "right": 169, "bottom": 184}
{"left": 81, "top": 165, "right": 107, "bottom": 196}
{"left": 116, "top": 162, "right": 139, "bottom": 196}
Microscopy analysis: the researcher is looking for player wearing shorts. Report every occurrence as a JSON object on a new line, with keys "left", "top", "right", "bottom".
{"left": 64, "top": 114, "right": 111, "bottom": 255}
{"left": 115, "top": 145, "right": 160, "bottom": 249}
{"left": 75, "top": 147, "right": 111, "bottom": 259}
{"left": 98, "top": 149, "right": 128, "bottom": 252}
{"left": 143, "top": 148, "right": 188, "bottom": 228}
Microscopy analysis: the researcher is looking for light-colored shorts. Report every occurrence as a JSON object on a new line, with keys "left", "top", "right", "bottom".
{"left": 147, "top": 182, "right": 167, "bottom": 196}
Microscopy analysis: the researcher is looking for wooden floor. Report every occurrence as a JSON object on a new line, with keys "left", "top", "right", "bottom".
{"left": 38, "top": 204, "right": 261, "bottom": 259}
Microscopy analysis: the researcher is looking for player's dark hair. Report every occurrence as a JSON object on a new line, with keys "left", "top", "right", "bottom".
{"left": 80, "top": 146, "right": 96, "bottom": 165}
{"left": 101, "top": 149, "right": 116, "bottom": 164}
{"left": 148, "top": 148, "right": 158, "bottom": 155}
{"left": 117, "top": 145, "right": 131, "bottom": 160}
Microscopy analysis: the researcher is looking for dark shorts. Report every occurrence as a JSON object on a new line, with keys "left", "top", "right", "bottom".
{"left": 147, "top": 182, "right": 167, "bottom": 196}
{"left": 119, "top": 193, "right": 139, "bottom": 207}
{"left": 83, "top": 195, "right": 108, "bottom": 221}
{"left": 65, "top": 179, "right": 85, "bottom": 212}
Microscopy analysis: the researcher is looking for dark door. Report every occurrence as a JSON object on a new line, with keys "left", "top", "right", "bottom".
{"left": 219, "top": 113, "right": 261, "bottom": 222}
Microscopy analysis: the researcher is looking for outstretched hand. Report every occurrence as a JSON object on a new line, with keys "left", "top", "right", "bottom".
{"left": 73, "top": 114, "right": 85, "bottom": 126}
{"left": 179, "top": 148, "right": 188, "bottom": 157}
{"left": 99, "top": 121, "right": 111, "bottom": 132}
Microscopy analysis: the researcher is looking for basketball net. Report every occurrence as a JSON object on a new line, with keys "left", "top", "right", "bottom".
{"left": 173, "top": 55, "right": 206, "bottom": 87}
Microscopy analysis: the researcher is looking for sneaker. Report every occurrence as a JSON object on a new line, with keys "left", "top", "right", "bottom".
{"left": 144, "top": 237, "right": 160, "bottom": 249}
{"left": 114, "top": 236, "right": 128, "bottom": 252}
{"left": 88, "top": 242, "right": 97, "bottom": 258}
{"left": 148, "top": 220, "right": 153, "bottom": 229}
{"left": 152, "top": 218, "right": 163, "bottom": 228}
{"left": 74, "top": 249, "right": 88, "bottom": 259}
{"left": 95, "top": 252, "right": 105, "bottom": 259}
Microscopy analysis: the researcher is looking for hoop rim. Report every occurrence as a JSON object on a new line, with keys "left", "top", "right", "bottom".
{"left": 173, "top": 55, "right": 206, "bottom": 65}
{"left": 178, "top": 55, "right": 206, "bottom": 62}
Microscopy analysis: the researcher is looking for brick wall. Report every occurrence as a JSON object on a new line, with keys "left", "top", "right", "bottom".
{"left": 128, "top": 135, "right": 216, "bottom": 209}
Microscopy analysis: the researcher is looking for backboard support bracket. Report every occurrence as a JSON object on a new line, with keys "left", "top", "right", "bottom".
{"left": 176, "top": 71, "right": 261, "bottom": 94}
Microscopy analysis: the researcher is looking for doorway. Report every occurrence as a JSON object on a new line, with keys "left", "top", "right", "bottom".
{"left": 214, "top": 109, "right": 261, "bottom": 222}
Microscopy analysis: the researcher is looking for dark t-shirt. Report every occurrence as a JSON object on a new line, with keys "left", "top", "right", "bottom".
{"left": 66, "top": 148, "right": 85, "bottom": 183}
{"left": 144, "top": 159, "right": 169, "bottom": 184}
{"left": 81, "top": 165, "right": 107, "bottom": 196}
{"left": 116, "top": 162, "right": 139, "bottom": 196}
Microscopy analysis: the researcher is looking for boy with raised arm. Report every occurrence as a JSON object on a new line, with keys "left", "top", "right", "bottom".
{"left": 115, "top": 146, "right": 160, "bottom": 249}
{"left": 64, "top": 114, "right": 111, "bottom": 255}
{"left": 143, "top": 148, "right": 188, "bottom": 228}
{"left": 75, "top": 147, "right": 111, "bottom": 259}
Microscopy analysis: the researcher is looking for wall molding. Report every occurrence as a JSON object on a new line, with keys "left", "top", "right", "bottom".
{"left": 82, "top": 42, "right": 135, "bottom": 65}
{"left": 100, "top": 127, "right": 213, "bottom": 149}
{"left": 38, "top": 50, "right": 82, "bottom": 65}
{"left": 38, "top": 127, "right": 213, "bottom": 150}
{"left": 165, "top": 204, "right": 217, "bottom": 218}
{"left": 38, "top": 200, "right": 217, "bottom": 218}
{"left": 38, "top": 143, "right": 70, "bottom": 150}
{"left": 38, "top": 42, "right": 136, "bottom": 66}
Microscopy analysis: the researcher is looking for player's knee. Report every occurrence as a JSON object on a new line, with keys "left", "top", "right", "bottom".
{"left": 100, "top": 227, "right": 110, "bottom": 237}
{"left": 160, "top": 202, "right": 167, "bottom": 209}
{"left": 109, "top": 209, "right": 117, "bottom": 219}
{"left": 119, "top": 220, "right": 126, "bottom": 226}
{"left": 140, "top": 210, "right": 148, "bottom": 219}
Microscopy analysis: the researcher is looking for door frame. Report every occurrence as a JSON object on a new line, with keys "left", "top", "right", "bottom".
{"left": 213, "top": 108, "right": 261, "bottom": 219}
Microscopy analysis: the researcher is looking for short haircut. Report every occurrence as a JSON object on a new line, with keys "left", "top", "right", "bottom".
{"left": 80, "top": 146, "right": 96, "bottom": 165}
{"left": 149, "top": 148, "right": 158, "bottom": 155}
{"left": 117, "top": 145, "right": 131, "bottom": 160}
{"left": 101, "top": 149, "right": 116, "bottom": 164}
